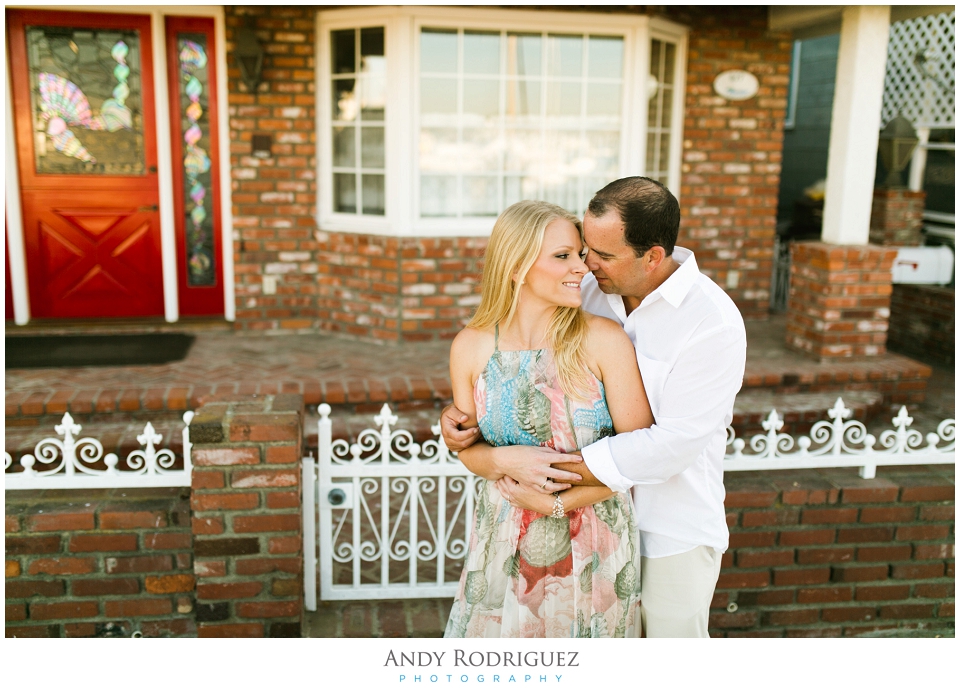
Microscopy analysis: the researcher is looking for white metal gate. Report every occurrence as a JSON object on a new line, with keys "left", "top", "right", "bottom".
{"left": 304, "top": 404, "right": 479, "bottom": 606}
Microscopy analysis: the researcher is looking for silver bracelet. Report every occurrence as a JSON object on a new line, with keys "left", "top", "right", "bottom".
{"left": 551, "top": 493, "right": 565, "bottom": 519}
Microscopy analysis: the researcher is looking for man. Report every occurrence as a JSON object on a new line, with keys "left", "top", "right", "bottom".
{"left": 441, "top": 176, "right": 746, "bottom": 637}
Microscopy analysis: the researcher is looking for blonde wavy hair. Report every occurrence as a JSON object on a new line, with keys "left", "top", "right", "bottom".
{"left": 468, "top": 200, "right": 592, "bottom": 399}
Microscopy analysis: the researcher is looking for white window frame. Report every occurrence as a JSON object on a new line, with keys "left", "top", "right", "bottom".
{"left": 4, "top": 4, "right": 235, "bottom": 325}
{"left": 316, "top": 6, "right": 687, "bottom": 237}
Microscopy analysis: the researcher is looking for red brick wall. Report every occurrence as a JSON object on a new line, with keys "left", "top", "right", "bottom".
{"left": 713, "top": 468, "right": 954, "bottom": 637}
{"left": 189, "top": 393, "right": 304, "bottom": 637}
{"left": 227, "top": 6, "right": 319, "bottom": 333}
{"left": 5, "top": 489, "right": 195, "bottom": 638}
{"left": 888, "top": 284, "right": 955, "bottom": 366}
{"left": 668, "top": 5, "right": 792, "bottom": 320}
{"left": 316, "top": 232, "right": 485, "bottom": 341}
{"left": 225, "top": 6, "right": 789, "bottom": 339}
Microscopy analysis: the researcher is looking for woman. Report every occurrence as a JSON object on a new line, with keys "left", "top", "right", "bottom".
{"left": 444, "top": 200, "right": 654, "bottom": 638}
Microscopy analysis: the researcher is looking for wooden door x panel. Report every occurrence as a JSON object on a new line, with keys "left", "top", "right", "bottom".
{"left": 23, "top": 190, "right": 163, "bottom": 318}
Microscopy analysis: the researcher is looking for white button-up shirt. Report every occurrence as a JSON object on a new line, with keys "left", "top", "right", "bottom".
{"left": 580, "top": 247, "right": 746, "bottom": 557}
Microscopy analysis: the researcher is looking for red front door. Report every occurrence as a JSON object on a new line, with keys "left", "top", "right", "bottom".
{"left": 8, "top": 9, "right": 164, "bottom": 319}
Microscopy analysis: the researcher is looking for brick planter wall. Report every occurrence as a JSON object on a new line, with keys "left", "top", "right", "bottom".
{"left": 786, "top": 242, "right": 898, "bottom": 359}
{"left": 5, "top": 489, "right": 195, "bottom": 638}
{"left": 712, "top": 468, "right": 955, "bottom": 637}
{"left": 869, "top": 188, "right": 926, "bottom": 247}
{"left": 189, "top": 393, "right": 304, "bottom": 637}
{"left": 888, "top": 284, "right": 955, "bottom": 367}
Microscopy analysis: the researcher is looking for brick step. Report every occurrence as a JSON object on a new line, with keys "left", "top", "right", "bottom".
{"left": 4, "top": 379, "right": 453, "bottom": 426}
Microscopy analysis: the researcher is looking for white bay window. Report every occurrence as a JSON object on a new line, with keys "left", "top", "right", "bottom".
{"left": 318, "top": 7, "right": 687, "bottom": 236}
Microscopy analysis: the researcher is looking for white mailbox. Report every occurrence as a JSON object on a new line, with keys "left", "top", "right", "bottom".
{"left": 891, "top": 245, "right": 954, "bottom": 285}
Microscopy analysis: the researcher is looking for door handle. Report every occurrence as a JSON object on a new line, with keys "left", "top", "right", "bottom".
{"left": 139, "top": 205, "right": 159, "bottom": 212}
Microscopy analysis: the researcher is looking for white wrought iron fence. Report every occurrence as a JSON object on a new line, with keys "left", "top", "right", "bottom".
{"left": 4, "top": 412, "right": 194, "bottom": 489}
{"left": 306, "top": 398, "right": 954, "bottom": 606}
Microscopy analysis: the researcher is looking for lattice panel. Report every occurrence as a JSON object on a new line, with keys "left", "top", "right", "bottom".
{"left": 882, "top": 11, "right": 955, "bottom": 128}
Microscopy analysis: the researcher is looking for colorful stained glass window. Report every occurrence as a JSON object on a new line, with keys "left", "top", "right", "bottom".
{"left": 176, "top": 33, "right": 216, "bottom": 287}
{"left": 26, "top": 25, "right": 145, "bottom": 175}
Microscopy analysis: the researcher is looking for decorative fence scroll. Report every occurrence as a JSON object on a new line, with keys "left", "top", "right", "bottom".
{"left": 4, "top": 412, "right": 194, "bottom": 490}
{"left": 723, "top": 398, "right": 954, "bottom": 479}
{"left": 307, "top": 397, "right": 955, "bottom": 605}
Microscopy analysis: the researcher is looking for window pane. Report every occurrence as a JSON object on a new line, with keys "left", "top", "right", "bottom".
{"left": 663, "top": 42, "right": 676, "bottom": 84}
{"left": 360, "top": 72, "right": 386, "bottom": 120}
{"left": 26, "top": 26, "right": 145, "bottom": 175}
{"left": 413, "top": 26, "right": 630, "bottom": 220}
{"left": 464, "top": 31, "right": 500, "bottom": 75}
{"left": 588, "top": 36, "right": 623, "bottom": 79}
{"left": 362, "top": 174, "right": 385, "bottom": 215}
{"left": 421, "top": 175, "right": 458, "bottom": 216}
{"left": 586, "top": 82, "right": 621, "bottom": 119}
{"left": 546, "top": 34, "right": 582, "bottom": 77}
{"left": 503, "top": 175, "right": 538, "bottom": 207}
{"left": 462, "top": 127, "right": 500, "bottom": 172}
{"left": 546, "top": 81, "right": 582, "bottom": 118}
{"left": 334, "top": 173, "right": 357, "bottom": 213}
{"left": 360, "top": 127, "right": 384, "bottom": 168}
{"left": 421, "top": 29, "right": 457, "bottom": 74}
{"left": 420, "top": 127, "right": 459, "bottom": 173}
{"left": 660, "top": 85, "right": 673, "bottom": 125}
{"left": 505, "top": 79, "right": 540, "bottom": 120}
{"left": 585, "top": 130, "right": 619, "bottom": 176}
{"left": 543, "top": 129, "right": 582, "bottom": 174}
{"left": 331, "top": 29, "right": 355, "bottom": 75}
{"left": 646, "top": 132, "right": 658, "bottom": 171}
{"left": 462, "top": 176, "right": 499, "bottom": 216}
{"left": 360, "top": 27, "right": 384, "bottom": 58}
{"left": 507, "top": 33, "right": 541, "bottom": 77}
{"left": 421, "top": 77, "right": 457, "bottom": 115}
{"left": 332, "top": 79, "right": 357, "bottom": 121}
{"left": 463, "top": 79, "right": 499, "bottom": 119}
{"left": 504, "top": 128, "right": 540, "bottom": 172}
{"left": 542, "top": 175, "right": 579, "bottom": 212}
{"left": 333, "top": 126, "right": 356, "bottom": 167}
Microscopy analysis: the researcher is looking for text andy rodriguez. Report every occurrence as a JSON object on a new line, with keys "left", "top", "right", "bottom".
{"left": 384, "top": 650, "right": 581, "bottom": 667}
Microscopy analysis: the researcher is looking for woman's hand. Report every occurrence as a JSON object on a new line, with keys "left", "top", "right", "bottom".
{"left": 495, "top": 475, "right": 554, "bottom": 515}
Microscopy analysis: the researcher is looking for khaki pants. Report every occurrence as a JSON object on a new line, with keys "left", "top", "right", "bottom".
{"left": 640, "top": 545, "right": 723, "bottom": 638}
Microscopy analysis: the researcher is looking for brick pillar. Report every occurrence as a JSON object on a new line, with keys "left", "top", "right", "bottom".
{"left": 869, "top": 187, "right": 926, "bottom": 246}
{"left": 786, "top": 242, "right": 898, "bottom": 359}
{"left": 189, "top": 394, "right": 304, "bottom": 637}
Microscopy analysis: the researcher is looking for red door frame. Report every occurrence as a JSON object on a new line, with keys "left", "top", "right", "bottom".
{"left": 165, "top": 15, "right": 225, "bottom": 316}
{"left": 7, "top": 9, "right": 164, "bottom": 319}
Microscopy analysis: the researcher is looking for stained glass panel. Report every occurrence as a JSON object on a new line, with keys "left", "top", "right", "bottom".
{"left": 176, "top": 33, "right": 215, "bottom": 287}
{"left": 26, "top": 25, "right": 145, "bottom": 175}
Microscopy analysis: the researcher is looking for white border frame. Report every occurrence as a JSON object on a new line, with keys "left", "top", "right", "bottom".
{"left": 316, "top": 6, "right": 688, "bottom": 237}
{"left": 3, "top": 5, "right": 234, "bottom": 323}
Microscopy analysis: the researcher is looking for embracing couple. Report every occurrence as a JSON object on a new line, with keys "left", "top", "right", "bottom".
{"left": 440, "top": 177, "right": 747, "bottom": 638}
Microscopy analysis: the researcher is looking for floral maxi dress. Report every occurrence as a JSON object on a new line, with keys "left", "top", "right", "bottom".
{"left": 444, "top": 339, "right": 642, "bottom": 638}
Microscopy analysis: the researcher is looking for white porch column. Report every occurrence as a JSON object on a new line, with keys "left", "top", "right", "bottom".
{"left": 821, "top": 5, "right": 891, "bottom": 245}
